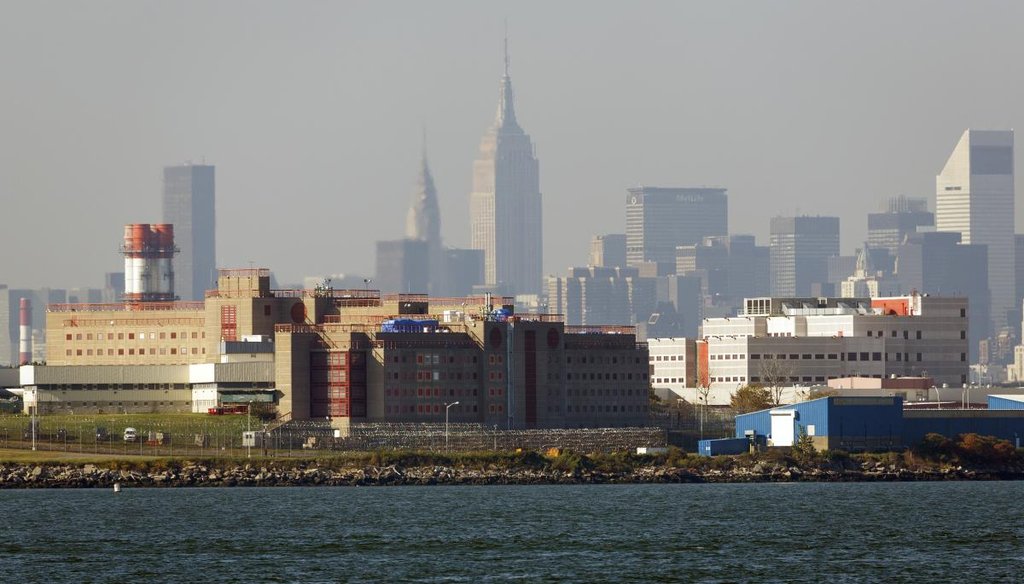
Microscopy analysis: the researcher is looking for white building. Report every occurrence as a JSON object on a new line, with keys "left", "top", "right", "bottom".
{"left": 936, "top": 129, "right": 1014, "bottom": 334}
{"left": 648, "top": 337, "right": 696, "bottom": 402}
{"left": 700, "top": 295, "right": 969, "bottom": 396}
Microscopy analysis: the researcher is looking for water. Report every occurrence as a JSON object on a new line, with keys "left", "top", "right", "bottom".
{"left": 2, "top": 482, "right": 1023, "bottom": 583}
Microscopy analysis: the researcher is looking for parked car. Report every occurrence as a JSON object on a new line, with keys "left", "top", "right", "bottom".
{"left": 123, "top": 427, "right": 138, "bottom": 442}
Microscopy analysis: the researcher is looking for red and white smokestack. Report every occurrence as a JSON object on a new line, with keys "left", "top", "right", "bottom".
{"left": 18, "top": 298, "right": 31, "bottom": 365}
{"left": 123, "top": 223, "right": 177, "bottom": 304}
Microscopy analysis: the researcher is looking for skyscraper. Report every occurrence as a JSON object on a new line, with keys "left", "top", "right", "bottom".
{"left": 625, "top": 187, "right": 728, "bottom": 271}
{"left": 589, "top": 234, "right": 627, "bottom": 269}
{"left": 867, "top": 195, "right": 934, "bottom": 275}
{"left": 406, "top": 140, "right": 445, "bottom": 295}
{"left": 936, "top": 129, "right": 1015, "bottom": 333}
{"left": 469, "top": 41, "right": 542, "bottom": 296}
{"left": 163, "top": 163, "right": 216, "bottom": 301}
{"left": 769, "top": 216, "right": 840, "bottom": 297}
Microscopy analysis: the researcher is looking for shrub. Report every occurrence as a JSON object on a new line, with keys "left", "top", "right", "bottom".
{"left": 548, "top": 450, "right": 587, "bottom": 473}
{"left": 955, "top": 433, "right": 1018, "bottom": 464}
{"left": 912, "top": 433, "right": 954, "bottom": 461}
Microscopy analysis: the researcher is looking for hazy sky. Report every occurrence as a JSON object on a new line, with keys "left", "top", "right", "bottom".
{"left": 3, "top": 1, "right": 1024, "bottom": 288}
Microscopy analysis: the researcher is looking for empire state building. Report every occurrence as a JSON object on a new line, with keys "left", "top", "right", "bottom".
{"left": 469, "top": 45, "right": 542, "bottom": 297}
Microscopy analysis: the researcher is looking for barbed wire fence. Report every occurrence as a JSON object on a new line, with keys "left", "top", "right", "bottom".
{"left": 0, "top": 414, "right": 667, "bottom": 456}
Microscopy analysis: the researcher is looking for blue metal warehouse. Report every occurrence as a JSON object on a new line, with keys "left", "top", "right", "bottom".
{"left": 718, "top": 396, "right": 1024, "bottom": 455}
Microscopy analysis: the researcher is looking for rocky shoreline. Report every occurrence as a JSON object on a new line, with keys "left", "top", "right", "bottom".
{"left": 1, "top": 459, "right": 1022, "bottom": 488}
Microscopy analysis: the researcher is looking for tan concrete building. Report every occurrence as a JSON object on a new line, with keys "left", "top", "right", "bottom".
{"left": 29, "top": 268, "right": 651, "bottom": 428}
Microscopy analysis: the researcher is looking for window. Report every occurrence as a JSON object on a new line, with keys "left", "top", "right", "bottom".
{"left": 903, "top": 331, "right": 909, "bottom": 339}
{"left": 872, "top": 352, "right": 882, "bottom": 361}
{"left": 750, "top": 354, "right": 760, "bottom": 360}
{"left": 961, "top": 331, "right": 966, "bottom": 340}
{"left": 961, "top": 353, "right": 967, "bottom": 362}
{"left": 65, "top": 334, "right": 72, "bottom": 341}
{"left": 916, "top": 353, "right": 922, "bottom": 362}
{"left": 916, "top": 331, "right": 922, "bottom": 340}
{"left": 860, "top": 352, "right": 869, "bottom": 361}
{"left": 802, "top": 354, "right": 811, "bottom": 360}
{"left": 815, "top": 354, "right": 825, "bottom": 360}
{"left": 848, "top": 352, "right": 857, "bottom": 361}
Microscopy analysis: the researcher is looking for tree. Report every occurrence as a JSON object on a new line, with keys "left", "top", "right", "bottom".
{"left": 791, "top": 426, "right": 817, "bottom": 460}
{"left": 759, "top": 357, "right": 794, "bottom": 407}
{"left": 730, "top": 384, "right": 773, "bottom": 414}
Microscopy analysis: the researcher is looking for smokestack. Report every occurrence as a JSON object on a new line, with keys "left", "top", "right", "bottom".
{"left": 19, "top": 298, "right": 31, "bottom": 365}
{"left": 122, "top": 223, "right": 177, "bottom": 304}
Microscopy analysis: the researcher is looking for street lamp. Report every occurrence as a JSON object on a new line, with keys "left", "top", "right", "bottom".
{"left": 445, "top": 401, "right": 460, "bottom": 452}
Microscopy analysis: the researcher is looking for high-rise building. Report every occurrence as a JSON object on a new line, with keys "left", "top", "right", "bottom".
{"left": 405, "top": 141, "right": 446, "bottom": 295}
{"left": 867, "top": 195, "right": 934, "bottom": 276}
{"left": 469, "top": 43, "right": 542, "bottom": 296}
{"left": 375, "top": 239, "right": 429, "bottom": 294}
{"left": 675, "top": 235, "right": 770, "bottom": 311}
{"left": 936, "top": 130, "right": 1015, "bottom": 332}
{"left": 769, "top": 216, "right": 840, "bottom": 297}
{"left": 895, "top": 231, "right": 989, "bottom": 359}
{"left": 163, "top": 163, "right": 216, "bottom": 301}
{"left": 625, "top": 187, "right": 728, "bottom": 271}
{"left": 589, "top": 234, "right": 627, "bottom": 269}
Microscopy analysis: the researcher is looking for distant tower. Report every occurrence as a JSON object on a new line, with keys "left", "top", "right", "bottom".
{"left": 163, "top": 163, "right": 215, "bottom": 301}
{"left": 407, "top": 135, "right": 442, "bottom": 245}
{"left": 469, "top": 33, "right": 542, "bottom": 296}
{"left": 18, "top": 298, "right": 31, "bottom": 365}
{"left": 406, "top": 136, "right": 446, "bottom": 295}
{"left": 936, "top": 130, "right": 1015, "bottom": 333}
{"left": 769, "top": 216, "right": 840, "bottom": 297}
{"left": 122, "top": 224, "right": 178, "bottom": 303}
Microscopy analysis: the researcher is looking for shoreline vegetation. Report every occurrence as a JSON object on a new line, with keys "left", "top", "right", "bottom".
{"left": 2, "top": 433, "right": 1023, "bottom": 487}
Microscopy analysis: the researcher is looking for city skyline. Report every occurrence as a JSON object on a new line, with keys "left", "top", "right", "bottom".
{"left": 3, "top": 3, "right": 1024, "bottom": 288}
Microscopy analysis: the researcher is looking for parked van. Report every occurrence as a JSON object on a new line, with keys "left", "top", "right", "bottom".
{"left": 123, "top": 427, "right": 138, "bottom": 442}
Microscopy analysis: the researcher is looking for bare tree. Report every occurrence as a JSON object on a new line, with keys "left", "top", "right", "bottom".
{"left": 759, "top": 357, "right": 794, "bottom": 407}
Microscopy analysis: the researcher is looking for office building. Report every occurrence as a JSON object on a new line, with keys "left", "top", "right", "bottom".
{"left": 375, "top": 239, "right": 429, "bottom": 294}
{"left": 469, "top": 46, "right": 542, "bottom": 296}
{"left": 626, "top": 187, "right": 728, "bottom": 271}
{"left": 867, "top": 196, "right": 933, "bottom": 275}
{"left": 700, "top": 295, "right": 970, "bottom": 394}
{"left": 895, "top": 231, "right": 990, "bottom": 358}
{"left": 589, "top": 234, "right": 627, "bottom": 269}
{"left": 769, "top": 216, "right": 840, "bottom": 297}
{"left": 936, "top": 130, "right": 1015, "bottom": 333}
{"left": 163, "top": 163, "right": 216, "bottom": 301}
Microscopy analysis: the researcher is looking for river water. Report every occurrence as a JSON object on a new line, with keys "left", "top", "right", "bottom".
{"left": 1, "top": 482, "right": 1022, "bottom": 583}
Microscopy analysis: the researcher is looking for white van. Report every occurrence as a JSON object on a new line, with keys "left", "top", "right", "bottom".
{"left": 123, "top": 427, "right": 138, "bottom": 442}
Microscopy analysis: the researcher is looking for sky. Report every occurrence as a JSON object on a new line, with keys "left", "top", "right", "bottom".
{"left": 2, "top": 1, "right": 1024, "bottom": 288}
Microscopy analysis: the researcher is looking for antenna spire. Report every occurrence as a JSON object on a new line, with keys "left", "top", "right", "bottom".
{"left": 503, "top": 19, "right": 509, "bottom": 76}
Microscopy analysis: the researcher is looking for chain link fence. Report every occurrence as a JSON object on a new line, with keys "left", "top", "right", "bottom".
{"left": 0, "top": 414, "right": 667, "bottom": 456}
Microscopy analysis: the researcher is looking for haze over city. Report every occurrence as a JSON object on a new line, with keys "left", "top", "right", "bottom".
{"left": 2, "top": 1, "right": 1024, "bottom": 288}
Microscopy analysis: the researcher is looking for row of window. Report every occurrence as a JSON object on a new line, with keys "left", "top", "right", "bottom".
{"left": 66, "top": 331, "right": 204, "bottom": 341}
{"left": 567, "top": 404, "right": 643, "bottom": 414}
{"left": 67, "top": 347, "right": 205, "bottom": 357}
{"left": 650, "top": 354, "right": 682, "bottom": 362}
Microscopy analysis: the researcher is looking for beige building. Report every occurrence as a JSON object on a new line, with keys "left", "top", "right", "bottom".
{"left": 28, "top": 268, "right": 650, "bottom": 428}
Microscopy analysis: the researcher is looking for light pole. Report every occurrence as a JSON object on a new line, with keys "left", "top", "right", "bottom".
{"left": 445, "top": 401, "right": 460, "bottom": 452}
{"left": 247, "top": 401, "right": 252, "bottom": 459}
